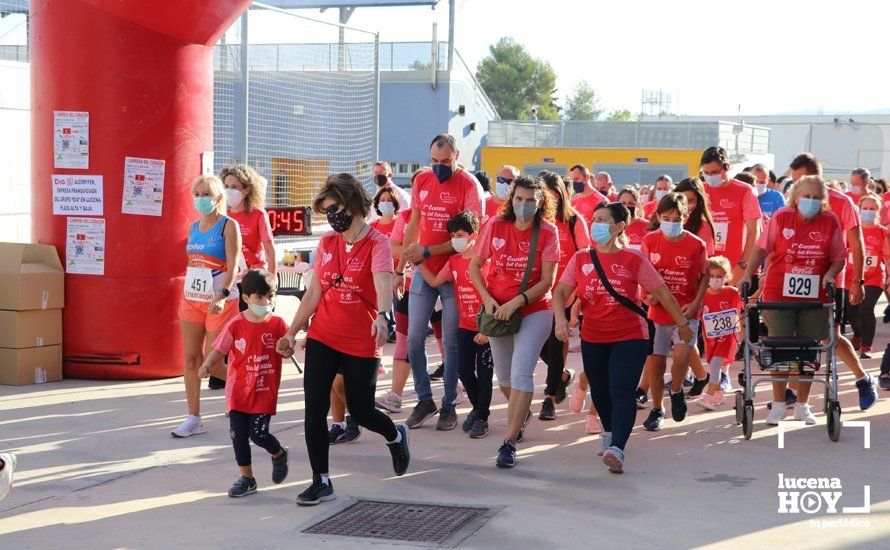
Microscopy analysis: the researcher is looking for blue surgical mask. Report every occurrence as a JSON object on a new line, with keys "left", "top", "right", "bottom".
{"left": 514, "top": 201, "right": 537, "bottom": 223}
{"left": 249, "top": 302, "right": 274, "bottom": 317}
{"left": 660, "top": 221, "right": 683, "bottom": 238}
{"left": 861, "top": 209, "right": 878, "bottom": 224}
{"left": 495, "top": 181, "right": 511, "bottom": 200}
{"left": 194, "top": 196, "right": 216, "bottom": 215}
{"left": 591, "top": 222, "right": 614, "bottom": 245}
{"left": 797, "top": 197, "right": 821, "bottom": 219}
{"left": 704, "top": 174, "right": 724, "bottom": 187}
{"left": 378, "top": 201, "right": 395, "bottom": 216}
{"left": 432, "top": 163, "right": 453, "bottom": 183}
{"left": 573, "top": 180, "right": 586, "bottom": 194}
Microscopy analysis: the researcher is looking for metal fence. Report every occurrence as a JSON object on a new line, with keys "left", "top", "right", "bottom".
{"left": 214, "top": 3, "right": 379, "bottom": 238}
{"left": 0, "top": 2, "right": 28, "bottom": 62}
{"left": 488, "top": 120, "right": 770, "bottom": 155}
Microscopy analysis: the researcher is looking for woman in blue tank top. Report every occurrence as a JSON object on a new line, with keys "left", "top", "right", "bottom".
{"left": 172, "top": 174, "right": 243, "bottom": 439}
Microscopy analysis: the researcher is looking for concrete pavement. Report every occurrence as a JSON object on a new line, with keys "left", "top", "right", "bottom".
{"left": 1, "top": 295, "right": 888, "bottom": 549}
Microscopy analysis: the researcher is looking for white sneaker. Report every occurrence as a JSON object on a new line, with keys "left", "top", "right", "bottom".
{"left": 375, "top": 390, "right": 402, "bottom": 414}
{"left": 596, "top": 432, "right": 612, "bottom": 456}
{"left": 0, "top": 452, "right": 16, "bottom": 502}
{"left": 793, "top": 403, "right": 817, "bottom": 425}
{"left": 171, "top": 415, "right": 206, "bottom": 438}
{"left": 766, "top": 402, "right": 787, "bottom": 425}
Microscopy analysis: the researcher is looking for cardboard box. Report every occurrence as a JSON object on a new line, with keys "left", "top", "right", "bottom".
{"left": 0, "top": 309, "right": 63, "bottom": 348}
{"left": 0, "top": 242, "right": 65, "bottom": 311}
{"left": 0, "top": 345, "right": 63, "bottom": 386}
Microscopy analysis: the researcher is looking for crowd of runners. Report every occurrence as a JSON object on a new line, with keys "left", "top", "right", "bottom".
{"left": 4, "top": 136, "right": 886, "bottom": 507}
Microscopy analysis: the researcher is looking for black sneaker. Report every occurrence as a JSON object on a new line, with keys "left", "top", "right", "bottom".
{"left": 469, "top": 419, "right": 489, "bottom": 438}
{"left": 643, "top": 409, "right": 665, "bottom": 431}
{"left": 496, "top": 440, "right": 516, "bottom": 468}
{"left": 462, "top": 410, "right": 478, "bottom": 432}
{"left": 688, "top": 375, "right": 710, "bottom": 397}
{"left": 405, "top": 399, "right": 439, "bottom": 429}
{"left": 635, "top": 387, "right": 648, "bottom": 409}
{"left": 297, "top": 476, "right": 335, "bottom": 506}
{"left": 436, "top": 405, "right": 457, "bottom": 431}
{"left": 857, "top": 374, "right": 878, "bottom": 411}
{"left": 208, "top": 375, "right": 226, "bottom": 390}
{"left": 328, "top": 423, "right": 347, "bottom": 444}
{"left": 880, "top": 374, "right": 890, "bottom": 391}
{"left": 538, "top": 397, "right": 556, "bottom": 420}
{"left": 555, "top": 369, "right": 575, "bottom": 404}
{"left": 345, "top": 415, "right": 361, "bottom": 442}
{"left": 271, "top": 446, "right": 289, "bottom": 484}
{"left": 429, "top": 363, "right": 444, "bottom": 380}
{"left": 228, "top": 476, "right": 257, "bottom": 498}
{"left": 387, "top": 423, "right": 411, "bottom": 476}
{"left": 516, "top": 410, "right": 532, "bottom": 443}
{"left": 670, "top": 390, "right": 687, "bottom": 422}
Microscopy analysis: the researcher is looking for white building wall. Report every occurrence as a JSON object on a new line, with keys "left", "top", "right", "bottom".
{"left": 0, "top": 60, "right": 30, "bottom": 243}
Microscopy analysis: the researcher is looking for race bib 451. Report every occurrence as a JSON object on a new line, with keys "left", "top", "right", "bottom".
{"left": 184, "top": 266, "right": 214, "bottom": 302}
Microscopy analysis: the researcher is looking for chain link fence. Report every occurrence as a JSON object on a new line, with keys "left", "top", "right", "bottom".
{"left": 0, "top": 1, "right": 28, "bottom": 62}
{"left": 214, "top": 3, "right": 379, "bottom": 238}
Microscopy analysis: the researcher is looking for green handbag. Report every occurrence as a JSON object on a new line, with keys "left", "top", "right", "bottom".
{"left": 476, "top": 224, "right": 539, "bottom": 337}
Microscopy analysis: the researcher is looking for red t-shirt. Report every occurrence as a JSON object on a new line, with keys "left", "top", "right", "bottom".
{"left": 704, "top": 179, "right": 761, "bottom": 265}
{"left": 411, "top": 169, "right": 484, "bottom": 274}
{"left": 214, "top": 313, "right": 288, "bottom": 415}
{"left": 701, "top": 286, "right": 743, "bottom": 356}
{"left": 880, "top": 191, "right": 890, "bottom": 226}
{"left": 570, "top": 192, "right": 607, "bottom": 226}
{"left": 694, "top": 220, "right": 716, "bottom": 256}
{"left": 228, "top": 207, "right": 273, "bottom": 269}
{"left": 553, "top": 215, "right": 591, "bottom": 282}
{"left": 371, "top": 217, "right": 397, "bottom": 239}
{"left": 828, "top": 188, "right": 860, "bottom": 289}
{"left": 390, "top": 209, "right": 414, "bottom": 287}
{"left": 641, "top": 231, "right": 708, "bottom": 325}
{"left": 757, "top": 207, "right": 845, "bottom": 302}
{"left": 309, "top": 229, "right": 393, "bottom": 358}
{"left": 643, "top": 200, "right": 658, "bottom": 219}
{"left": 474, "top": 216, "right": 560, "bottom": 316}
{"left": 625, "top": 219, "right": 650, "bottom": 250}
{"left": 845, "top": 224, "right": 888, "bottom": 288}
{"left": 483, "top": 196, "right": 504, "bottom": 226}
{"left": 559, "top": 248, "right": 664, "bottom": 343}
{"left": 437, "top": 254, "right": 486, "bottom": 331}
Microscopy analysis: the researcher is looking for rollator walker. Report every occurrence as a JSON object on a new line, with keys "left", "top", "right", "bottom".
{"left": 735, "top": 278, "right": 841, "bottom": 441}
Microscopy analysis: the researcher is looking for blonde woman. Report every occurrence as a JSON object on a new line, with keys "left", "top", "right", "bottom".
{"left": 221, "top": 164, "right": 276, "bottom": 274}
{"left": 172, "top": 175, "right": 242, "bottom": 438}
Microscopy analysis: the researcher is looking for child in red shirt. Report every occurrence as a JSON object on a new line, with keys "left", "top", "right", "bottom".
{"left": 416, "top": 211, "right": 493, "bottom": 438}
{"left": 200, "top": 269, "right": 292, "bottom": 498}
{"left": 696, "top": 256, "right": 744, "bottom": 410}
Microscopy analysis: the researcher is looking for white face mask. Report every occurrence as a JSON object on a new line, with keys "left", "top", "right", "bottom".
{"left": 655, "top": 189, "right": 669, "bottom": 201}
{"left": 709, "top": 278, "right": 726, "bottom": 291}
{"left": 226, "top": 188, "right": 245, "bottom": 207}
{"left": 755, "top": 183, "right": 766, "bottom": 195}
{"left": 378, "top": 201, "right": 395, "bottom": 216}
{"left": 451, "top": 237, "right": 471, "bottom": 253}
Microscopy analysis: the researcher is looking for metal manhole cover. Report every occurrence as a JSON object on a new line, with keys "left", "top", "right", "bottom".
{"left": 303, "top": 499, "right": 493, "bottom": 545}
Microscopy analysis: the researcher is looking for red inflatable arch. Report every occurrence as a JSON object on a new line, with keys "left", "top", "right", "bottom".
{"left": 31, "top": 0, "right": 251, "bottom": 379}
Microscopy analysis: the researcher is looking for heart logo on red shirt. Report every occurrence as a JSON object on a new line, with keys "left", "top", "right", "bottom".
{"left": 650, "top": 252, "right": 661, "bottom": 264}
{"left": 581, "top": 263, "right": 595, "bottom": 276}
{"left": 322, "top": 252, "right": 332, "bottom": 265}
{"left": 234, "top": 338, "right": 246, "bottom": 354}
{"left": 492, "top": 237, "right": 506, "bottom": 251}
{"left": 419, "top": 190, "right": 429, "bottom": 202}
{"left": 782, "top": 228, "right": 795, "bottom": 240}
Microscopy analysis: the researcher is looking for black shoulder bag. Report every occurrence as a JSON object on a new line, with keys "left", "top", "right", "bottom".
{"left": 589, "top": 248, "right": 655, "bottom": 354}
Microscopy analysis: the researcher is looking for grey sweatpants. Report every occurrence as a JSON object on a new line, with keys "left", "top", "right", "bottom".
{"left": 488, "top": 309, "right": 553, "bottom": 392}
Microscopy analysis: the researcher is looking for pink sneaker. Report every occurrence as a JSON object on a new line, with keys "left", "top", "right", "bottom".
{"left": 569, "top": 382, "right": 587, "bottom": 414}
{"left": 696, "top": 390, "right": 724, "bottom": 411}
{"left": 585, "top": 414, "right": 602, "bottom": 434}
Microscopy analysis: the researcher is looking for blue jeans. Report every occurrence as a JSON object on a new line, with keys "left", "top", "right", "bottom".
{"left": 407, "top": 274, "right": 460, "bottom": 406}
{"left": 580, "top": 339, "right": 648, "bottom": 450}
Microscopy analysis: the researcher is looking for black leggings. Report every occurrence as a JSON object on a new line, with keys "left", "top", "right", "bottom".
{"left": 304, "top": 338, "right": 397, "bottom": 475}
{"left": 457, "top": 328, "right": 494, "bottom": 421}
{"left": 229, "top": 410, "right": 282, "bottom": 467}
{"left": 848, "top": 285, "right": 883, "bottom": 347}
{"left": 540, "top": 308, "right": 570, "bottom": 396}
{"left": 580, "top": 339, "right": 648, "bottom": 450}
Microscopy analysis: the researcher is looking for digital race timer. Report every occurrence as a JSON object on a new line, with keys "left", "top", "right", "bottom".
{"left": 267, "top": 206, "right": 312, "bottom": 236}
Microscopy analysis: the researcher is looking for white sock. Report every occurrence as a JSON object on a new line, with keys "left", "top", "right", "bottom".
{"left": 388, "top": 430, "right": 402, "bottom": 444}
{"left": 320, "top": 475, "right": 330, "bottom": 486}
{"left": 856, "top": 374, "right": 869, "bottom": 382}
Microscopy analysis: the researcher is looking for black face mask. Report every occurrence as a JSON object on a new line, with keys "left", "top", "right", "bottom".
{"left": 375, "top": 174, "right": 388, "bottom": 186}
{"left": 597, "top": 188, "right": 609, "bottom": 197}
{"left": 326, "top": 207, "right": 353, "bottom": 233}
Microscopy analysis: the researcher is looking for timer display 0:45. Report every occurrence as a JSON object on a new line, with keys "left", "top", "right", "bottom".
{"left": 267, "top": 206, "right": 311, "bottom": 236}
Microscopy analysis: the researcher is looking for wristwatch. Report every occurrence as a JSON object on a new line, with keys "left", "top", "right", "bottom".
{"left": 377, "top": 311, "right": 388, "bottom": 317}
{"left": 737, "top": 260, "right": 748, "bottom": 269}
{"left": 422, "top": 246, "right": 431, "bottom": 260}
{"left": 854, "top": 279, "right": 865, "bottom": 286}
{"left": 220, "top": 288, "right": 231, "bottom": 297}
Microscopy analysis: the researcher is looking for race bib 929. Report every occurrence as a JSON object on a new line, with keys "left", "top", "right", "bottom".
{"left": 782, "top": 273, "right": 819, "bottom": 299}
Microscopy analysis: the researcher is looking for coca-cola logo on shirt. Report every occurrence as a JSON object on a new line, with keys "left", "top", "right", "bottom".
{"left": 790, "top": 266, "right": 816, "bottom": 275}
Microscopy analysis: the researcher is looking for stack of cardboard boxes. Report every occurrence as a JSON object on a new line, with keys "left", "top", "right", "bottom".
{"left": 0, "top": 243, "right": 65, "bottom": 385}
